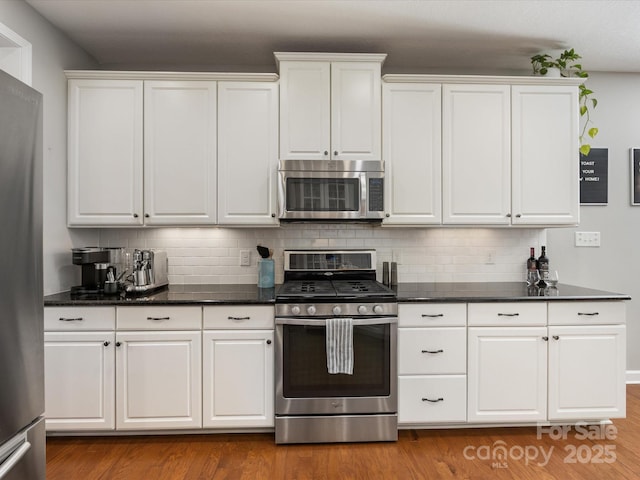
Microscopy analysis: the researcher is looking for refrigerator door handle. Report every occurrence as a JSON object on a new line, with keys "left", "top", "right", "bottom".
{"left": 0, "top": 434, "right": 31, "bottom": 479}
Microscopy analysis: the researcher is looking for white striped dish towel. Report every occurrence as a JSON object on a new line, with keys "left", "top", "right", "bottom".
{"left": 326, "top": 317, "right": 354, "bottom": 375}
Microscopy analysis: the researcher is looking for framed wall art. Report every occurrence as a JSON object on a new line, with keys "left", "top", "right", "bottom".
{"left": 631, "top": 148, "right": 640, "bottom": 205}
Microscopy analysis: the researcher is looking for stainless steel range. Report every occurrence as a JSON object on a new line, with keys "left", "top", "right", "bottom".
{"left": 275, "top": 249, "right": 398, "bottom": 444}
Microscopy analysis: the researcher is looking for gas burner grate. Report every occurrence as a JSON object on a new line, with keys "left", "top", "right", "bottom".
{"left": 342, "top": 281, "right": 371, "bottom": 292}
{"left": 300, "top": 282, "right": 318, "bottom": 293}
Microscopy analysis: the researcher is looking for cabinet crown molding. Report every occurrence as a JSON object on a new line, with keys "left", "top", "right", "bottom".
{"left": 274, "top": 52, "right": 387, "bottom": 68}
{"left": 383, "top": 74, "right": 584, "bottom": 86}
{"left": 65, "top": 70, "right": 279, "bottom": 82}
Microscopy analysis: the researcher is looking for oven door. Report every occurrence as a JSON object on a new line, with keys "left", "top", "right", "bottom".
{"left": 278, "top": 166, "right": 384, "bottom": 220}
{"left": 275, "top": 317, "right": 397, "bottom": 415}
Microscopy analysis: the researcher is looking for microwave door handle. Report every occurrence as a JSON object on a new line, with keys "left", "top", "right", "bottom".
{"left": 360, "top": 172, "right": 367, "bottom": 216}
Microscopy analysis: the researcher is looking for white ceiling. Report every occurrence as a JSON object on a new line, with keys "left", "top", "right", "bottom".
{"left": 24, "top": 0, "right": 640, "bottom": 74}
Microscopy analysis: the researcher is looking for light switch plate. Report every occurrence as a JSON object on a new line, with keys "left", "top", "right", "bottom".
{"left": 240, "top": 250, "right": 251, "bottom": 266}
{"left": 575, "top": 231, "right": 601, "bottom": 247}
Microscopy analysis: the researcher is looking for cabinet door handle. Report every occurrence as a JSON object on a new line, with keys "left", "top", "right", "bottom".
{"left": 334, "top": 151, "right": 339, "bottom": 156}
{"left": 115, "top": 342, "right": 122, "bottom": 347}
{"left": 147, "top": 316, "right": 170, "bottom": 321}
{"left": 542, "top": 336, "right": 549, "bottom": 341}
{"left": 553, "top": 335, "right": 560, "bottom": 340}
{"left": 506, "top": 213, "right": 512, "bottom": 218}
{"left": 497, "top": 313, "right": 519, "bottom": 317}
{"left": 103, "top": 341, "right": 111, "bottom": 347}
{"left": 515, "top": 214, "right": 522, "bottom": 218}
{"left": 144, "top": 213, "right": 150, "bottom": 218}
{"left": 133, "top": 213, "right": 139, "bottom": 218}
{"left": 266, "top": 339, "right": 272, "bottom": 345}
{"left": 578, "top": 312, "right": 599, "bottom": 316}
{"left": 59, "top": 317, "right": 83, "bottom": 322}
{"left": 228, "top": 316, "right": 251, "bottom": 321}
{"left": 421, "top": 349, "right": 444, "bottom": 354}
{"left": 421, "top": 314, "right": 444, "bottom": 318}
{"left": 422, "top": 397, "right": 444, "bottom": 403}
{"left": 324, "top": 151, "right": 329, "bottom": 156}
{"left": 271, "top": 213, "right": 276, "bottom": 218}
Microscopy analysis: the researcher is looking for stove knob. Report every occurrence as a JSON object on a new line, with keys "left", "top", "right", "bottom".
{"left": 332, "top": 306, "right": 342, "bottom": 315}
{"left": 358, "top": 305, "right": 368, "bottom": 315}
{"left": 291, "top": 305, "right": 301, "bottom": 315}
{"left": 307, "top": 305, "right": 317, "bottom": 315}
{"left": 373, "top": 305, "right": 384, "bottom": 314}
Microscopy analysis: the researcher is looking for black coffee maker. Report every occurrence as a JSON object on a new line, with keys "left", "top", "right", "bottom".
{"left": 70, "top": 247, "right": 111, "bottom": 295}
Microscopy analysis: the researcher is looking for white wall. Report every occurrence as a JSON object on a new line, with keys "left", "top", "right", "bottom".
{"left": 547, "top": 72, "right": 639, "bottom": 373}
{"left": 0, "top": 1, "right": 99, "bottom": 295}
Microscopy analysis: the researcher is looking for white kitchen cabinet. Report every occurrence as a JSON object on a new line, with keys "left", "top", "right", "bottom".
{"left": 217, "top": 82, "right": 279, "bottom": 225}
{"left": 277, "top": 53, "right": 385, "bottom": 161}
{"left": 442, "top": 84, "right": 512, "bottom": 225}
{"left": 512, "top": 85, "right": 579, "bottom": 225}
{"left": 547, "top": 301, "right": 626, "bottom": 420}
{"left": 115, "top": 306, "right": 202, "bottom": 430}
{"left": 467, "top": 325, "right": 548, "bottom": 423}
{"left": 398, "top": 303, "right": 467, "bottom": 425}
{"left": 202, "top": 306, "right": 274, "bottom": 428}
{"left": 115, "top": 330, "right": 202, "bottom": 430}
{"left": 44, "top": 307, "right": 116, "bottom": 431}
{"left": 382, "top": 83, "right": 442, "bottom": 224}
{"left": 67, "top": 79, "right": 144, "bottom": 226}
{"left": 144, "top": 81, "right": 217, "bottom": 225}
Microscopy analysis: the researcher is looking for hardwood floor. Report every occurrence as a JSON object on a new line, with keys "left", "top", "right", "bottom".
{"left": 46, "top": 385, "right": 640, "bottom": 480}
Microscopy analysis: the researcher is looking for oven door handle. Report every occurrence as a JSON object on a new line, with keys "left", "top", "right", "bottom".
{"left": 276, "top": 317, "right": 397, "bottom": 326}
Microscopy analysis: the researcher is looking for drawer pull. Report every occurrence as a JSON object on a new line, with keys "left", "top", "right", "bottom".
{"left": 542, "top": 336, "right": 549, "bottom": 341}
{"left": 421, "top": 349, "right": 444, "bottom": 354}
{"left": 228, "top": 316, "right": 251, "bottom": 321}
{"left": 578, "top": 312, "right": 599, "bottom": 316}
{"left": 103, "top": 341, "right": 110, "bottom": 347}
{"left": 147, "top": 316, "right": 170, "bottom": 321}
{"left": 553, "top": 335, "right": 560, "bottom": 340}
{"left": 497, "top": 313, "right": 519, "bottom": 317}
{"left": 59, "top": 317, "right": 83, "bottom": 322}
{"left": 421, "top": 314, "right": 444, "bottom": 318}
{"left": 422, "top": 397, "right": 444, "bottom": 403}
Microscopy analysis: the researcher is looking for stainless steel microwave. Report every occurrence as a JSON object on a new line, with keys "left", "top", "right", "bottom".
{"left": 278, "top": 160, "right": 385, "bottom": 221}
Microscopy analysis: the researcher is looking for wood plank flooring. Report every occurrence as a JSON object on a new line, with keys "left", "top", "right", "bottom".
{"left": 46, "top": 385, "right": 640, "bottom": 480}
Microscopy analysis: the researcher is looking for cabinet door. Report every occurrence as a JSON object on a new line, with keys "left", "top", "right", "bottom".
{"left": 331, "top": 62, "right": 382, "bottom": 161}
{"left": 383, "top": 83, "right": 442, "bottom": 224}
{"left": 548, "top": 325, "right": 626, "bottom": 420}
{"left": 442, "top": 84, "right": 511, "bottom": 224}
{"left": 144, "top": 81, "right": 217, "bottom": 225}
{"left": 468, "top": 326, "right": 547, "bottom": 422}
{"left": 44, "top": 331, "right": 115, "bottom": 431}
{"left": 115, "top": 331, "right": 201, "bottom": 430}
{"left": 279, "top": 61, "right": 331, "bottom": 160}
{"left": 512, "top": 85, "right": 579, "bottom": 225}
{"left": 202, "top": 330, "right": 274, "bottom": 428}
{"left": 68, "top": 79, "right": 143, "bottom": 226}
{"left": 218, "top": 82, "right": 279, "bottom": 225}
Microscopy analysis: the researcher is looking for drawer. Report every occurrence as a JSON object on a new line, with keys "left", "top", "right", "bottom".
{"left": 398, "top": 375, "right": 467, "bottom": 424}
{"left": 203, "top": 305, "right": 274, "bottom": 329}
{"left": 398, "top": 328, "right": 466, "bottom": 375}
{"left": 399, "top": 303, "right": 466, "bottom": 327}
{"left": 44, "top": 307, "right": 115, "bottom": 331}
{"left": 548, "top": 301, "right": 626, "bottom": 326}
{"left": 116, "top": 306, "right": 202, "bottom": 330}
{"left": 468, "top": 302, "right": 546, "bottom": 326}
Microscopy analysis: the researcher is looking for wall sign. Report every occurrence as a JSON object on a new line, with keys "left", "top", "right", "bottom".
{"left": 631, "top": 148, "right": 640, "bottom": 205}
{"left": 580, "top": 148, "right": 608, "bottom": 205}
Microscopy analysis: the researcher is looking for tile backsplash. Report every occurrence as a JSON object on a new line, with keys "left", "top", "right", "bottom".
{"left": 99, "top": 225, "right": 547, "bottom": 285}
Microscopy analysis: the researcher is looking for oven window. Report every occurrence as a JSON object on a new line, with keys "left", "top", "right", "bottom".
{"left": 286, "top": 178, "right": 360, "bottom": 212}
{"left": 282, "top": 324, "right": 390, "bottom": 397}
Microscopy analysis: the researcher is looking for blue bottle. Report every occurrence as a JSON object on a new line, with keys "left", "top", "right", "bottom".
{"left": 258, "top": 258, "right": 275, "bottom": 288}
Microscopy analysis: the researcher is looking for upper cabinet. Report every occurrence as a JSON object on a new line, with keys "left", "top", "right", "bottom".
{"left": 276, "top": 52, "right": 386, "bottom": 161}
{"left": 67, "top": 79, "right": 144, "bottom": 226}
{"left": 217, "top": 81, "right": 279, "bottom": 225}
{"left": 144, "top": 81, "right": 217, "bottom": 226}
{"left": 382, "top": 75, "right": 582, "bottom": 227}
{"left": 66, "top": 72, "right": 278, "bottom": 227}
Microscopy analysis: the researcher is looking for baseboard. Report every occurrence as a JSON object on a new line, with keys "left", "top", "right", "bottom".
{"left": 626, "top": 370, "right": 640, "bottom": 384}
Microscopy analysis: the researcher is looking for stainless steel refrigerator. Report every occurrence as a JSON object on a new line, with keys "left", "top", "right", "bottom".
{"left": 0, "top": 70, "right": 45, "bottom": 479}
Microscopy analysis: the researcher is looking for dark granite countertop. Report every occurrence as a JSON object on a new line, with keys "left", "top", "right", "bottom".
{"left": 43, "top": 282, "right": 630, "bottom": 307}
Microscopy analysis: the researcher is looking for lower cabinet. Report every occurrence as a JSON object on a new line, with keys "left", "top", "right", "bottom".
{"left": 44, "top": 331, "right": 116, "bottom": 431}
{"left": 202, "top": 306, "right": 275, "bottom": 428}
{"left": 115, "top": 330, "right": 202, "bottom": 430}
{"left": 397, "top": 303, "right": 467, "bottom": 424}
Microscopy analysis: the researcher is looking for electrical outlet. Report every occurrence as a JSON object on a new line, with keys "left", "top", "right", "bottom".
{"left": 575, "top": 231, "right": 601, "bottom": 247}
{"left": 240, "top": 250, "right": 251, "bottom": 266}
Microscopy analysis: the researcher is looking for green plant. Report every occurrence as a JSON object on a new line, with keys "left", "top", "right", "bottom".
{"left": 531, "top": 48, "right": 598, "bottom": 156}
